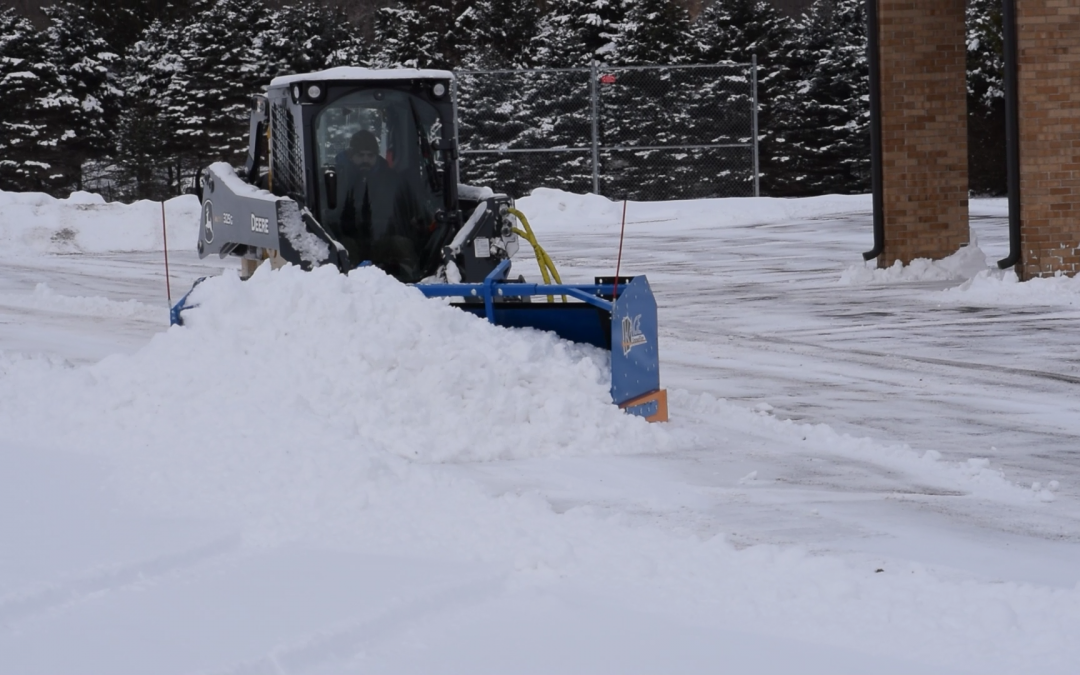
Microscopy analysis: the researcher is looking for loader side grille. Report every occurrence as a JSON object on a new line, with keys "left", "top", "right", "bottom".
{"left": 270, "top": 103, "right": 305, "bottom": 198}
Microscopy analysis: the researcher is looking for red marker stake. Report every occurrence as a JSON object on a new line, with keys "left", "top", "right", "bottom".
{"left": 613, "top": 195, "right": 628, "bottom": 299}
{"left": 162, "top": 201, "right": 172, "bottom": 306}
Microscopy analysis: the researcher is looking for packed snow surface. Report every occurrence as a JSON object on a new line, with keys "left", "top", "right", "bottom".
{"left": 2, "top": 189, "right": 1079, "bottom": 674}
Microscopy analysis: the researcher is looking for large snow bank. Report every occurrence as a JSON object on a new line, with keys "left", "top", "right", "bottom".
{"left": 0, "top": 190, "right": 200, "bottom": 255}
{"left": 516, "top": 188, "right": 872, "bottom": 234}
{"left": 0, "top": 264, "right": 666, "bottom": 526}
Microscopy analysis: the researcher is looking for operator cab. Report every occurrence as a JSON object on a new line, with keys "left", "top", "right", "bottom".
{"left": 261, "top": 68, "right": 459, "bottom": 283}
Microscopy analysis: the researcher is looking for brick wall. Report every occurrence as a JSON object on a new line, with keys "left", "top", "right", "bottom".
{"left": 877, "top": 0, "right": 969, "bottom": 268}
{"left": 1017, "top": 1, "right": 1080, "bottom": 279}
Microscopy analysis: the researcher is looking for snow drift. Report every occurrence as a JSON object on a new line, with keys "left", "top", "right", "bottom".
{"left": 0, "top": 262, "right": 668, "bottom": 515}
{"left": 518, "top": 188, "right": 872, "bottom": 234}
{"left": 0, "top": 190, "right": 200, "bottom": 255}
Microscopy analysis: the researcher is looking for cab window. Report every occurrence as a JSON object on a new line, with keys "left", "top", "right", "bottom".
{"left": 315, "top": 89, "right": 446, "bottom": 282}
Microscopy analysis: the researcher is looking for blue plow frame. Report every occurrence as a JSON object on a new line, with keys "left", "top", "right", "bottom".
{"left": 417, "top": 260, "right": 666, "bottom": 421}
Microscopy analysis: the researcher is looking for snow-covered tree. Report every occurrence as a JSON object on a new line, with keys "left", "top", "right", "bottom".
{"left": 692, "top": 0, "right": 796, "bottom": 195}
{"left": 113, "top": 18, "right": 184, "bottom": 200}
{"left": 459, "top": 0, "right": 542, "bottom": 69}
{"left": 611, "top": 0, "right": 692, "bottom": 66}
{"left": 967, "top": 0, "right": 1006, "bottom": 195}
{"left": 163, "top": 0, "right": 272, "bottom": 185}
{"left": 591, "top": 0, "right": 695, "bottom": 197}
{"left": 262, "top": 1, "right": 368, "bottom": 77}
{"left": 373, "top": 0, "right": 473, "bottom": 69}
{"left": 533, "top": 0, "right": 628, "bottom": 68}
{"left": 0, "top": 7, "right": 82, "bottom": 194}
{"left": 42, "top": 2, "right": 123, "bottom": 188}
{"left": 770, "top": 0, "right": 869, "bottom": 196}
{"left": 56, "top": 0, "right": 193, "bottom": 56}
{"left": 453, "top": 0, "right": 546, "bottom": 192}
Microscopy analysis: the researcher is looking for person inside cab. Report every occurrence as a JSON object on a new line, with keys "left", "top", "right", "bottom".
{"left": 335, "top": 130, "right": 423, "bottom": 276}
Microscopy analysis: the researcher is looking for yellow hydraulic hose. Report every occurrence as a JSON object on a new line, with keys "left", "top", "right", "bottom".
{"left": 507, "top": 207, "right": 565, "bottom": 303}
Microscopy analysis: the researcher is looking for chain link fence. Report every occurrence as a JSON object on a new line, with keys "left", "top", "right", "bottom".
{"left": 454, "top": 62, "right": 758, "bottom": 201}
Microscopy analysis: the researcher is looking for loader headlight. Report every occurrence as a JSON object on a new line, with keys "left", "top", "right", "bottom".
{"left": 432, "top": 83, "right": 446, "bottom": 97}
{"left": 307, "top": 84, "right": 322, "bottom": 99}
{"left": 292, "top": 85, "right": 301, "bottom": 101}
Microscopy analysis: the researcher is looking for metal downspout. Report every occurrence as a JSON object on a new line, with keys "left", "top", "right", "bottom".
{"left": 863, "top": 0, "right": 885, "bottom": 261}
{"left": 590, "top": 61, "right": 600, "bottom": 195}
{"left": 997, "top": 0, "right": 1023, "bottom": 270}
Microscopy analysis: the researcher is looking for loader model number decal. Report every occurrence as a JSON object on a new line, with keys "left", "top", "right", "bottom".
{"left": 222, "top": 212, "right": 234, "bottom": 226}
{"left": 251, "top": 214, "right": 270, "bottom": 234}
{"left": 621, "top": 314, "right": 648, "bottom": 356}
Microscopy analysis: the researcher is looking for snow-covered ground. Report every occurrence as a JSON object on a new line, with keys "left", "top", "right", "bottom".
{"left": 1, "top": 188, "right": 1078, "bottom": 674}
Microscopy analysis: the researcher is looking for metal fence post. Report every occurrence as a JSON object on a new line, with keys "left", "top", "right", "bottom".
{"left": 751, "top": 54, "right": 760, "bottom": 197}
{"left": 590, "top": 61, "right": 600, "bottom": 195}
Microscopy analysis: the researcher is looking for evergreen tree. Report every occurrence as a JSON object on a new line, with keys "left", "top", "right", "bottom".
{"left": 596, "top": 0, "right": 695, "bottom": 197}
{"left": 966, "top": 0, "right": 1006, "bottom": 195}
{"left": 0, "top": 7, "right": 82, "bottom": 193}
{"left": 477, "top": 0, "right": 629, "bottom": 193}
{"left": 692, "top": 0, "right": 795, "bottom": 195}
{"left": 459, "top": 0, "right": 542, "bottom": 69}
{"left": 611, "top": 0, "right": 692, "bottom": 66}
{"left": 262, "top": 2, "right": 368, "bottom": 77}
{"left": 533, "top": 0, "right": 628, "bottom": 68}
{"left": 692, "top": 0, "right": 794, "bottom": 67}
{"left": 163, "top": 0, "right": 272, "bottom": 188}
{"left": 59, "top": 0, "right": 194, "bottom": 57}
{"left": 113, "top": 18, "right": 183, "bottom": 200}
{"left": 372, "top": 0, "right": 472, "bottom": 69}
{"left": 771, "top": 0, "right": 869, "bottom": 196}
{"left": 42, "top": 2, "right": 123, "bottom": 189}
{"left": 454, "top": 0, "right": 546, "bottom": 191}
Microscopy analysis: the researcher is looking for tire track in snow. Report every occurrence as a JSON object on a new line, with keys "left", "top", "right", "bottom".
{"left": 0, "top": 534, "right": 244, "bottom": 628}
{"left": 745, "top": 330, "right": 1080, "bottom": 386}
{"left": 199, "top": 574, "right": 505, "bottom": 675}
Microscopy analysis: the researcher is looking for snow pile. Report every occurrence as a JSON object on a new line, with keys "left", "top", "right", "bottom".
{"left": 0, "top": 264, "right": 665, "bottom": 516}
{"left": 937, "top": 269, "right": 1080, "bottom": 306}
{"left": 839, "top": 235, "right": 990, "bottom": 285}
{"left": 0, "top": 263, "right": 671, "bottom": 539}
{"left": 0, "top": 190, "right": 200, "bottom": 255}
{"left": 517, "top": 188, "right": 871, "bottom": 234}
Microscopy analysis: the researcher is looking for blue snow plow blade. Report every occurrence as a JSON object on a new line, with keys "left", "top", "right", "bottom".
{"left": 417, "top": 260, "right": 667, "bottom": 422}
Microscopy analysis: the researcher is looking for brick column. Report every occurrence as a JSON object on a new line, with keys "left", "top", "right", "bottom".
{"left": 1017, "top": 2, "right": 1080, "bottom": 279}
{"left": 877, "top": 0, "right": 969, "bottom": 268}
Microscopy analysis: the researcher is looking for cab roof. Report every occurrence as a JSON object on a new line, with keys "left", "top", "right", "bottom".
{"left": 270, "top": 67, "right": 454, "bottom": 88}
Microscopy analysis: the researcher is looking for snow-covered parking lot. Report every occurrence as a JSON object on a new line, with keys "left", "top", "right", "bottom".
{"left": 1, "top": 188, "right": 1078, "bottom": 674}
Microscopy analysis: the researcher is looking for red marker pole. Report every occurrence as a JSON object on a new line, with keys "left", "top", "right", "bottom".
{"left": 613, "top": 194, "right": 628, "bottom": 298}
{"left": 161, "top": 200, "right": 172, "bottom": 306}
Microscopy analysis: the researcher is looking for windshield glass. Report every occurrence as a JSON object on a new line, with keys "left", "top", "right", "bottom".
{"left": 315, "top": 89, "right": 446, "bottom": 282}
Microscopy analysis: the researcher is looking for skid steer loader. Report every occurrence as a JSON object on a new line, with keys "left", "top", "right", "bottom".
{"left": 175, "top": 67, "right": 666, "bottom": 422}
